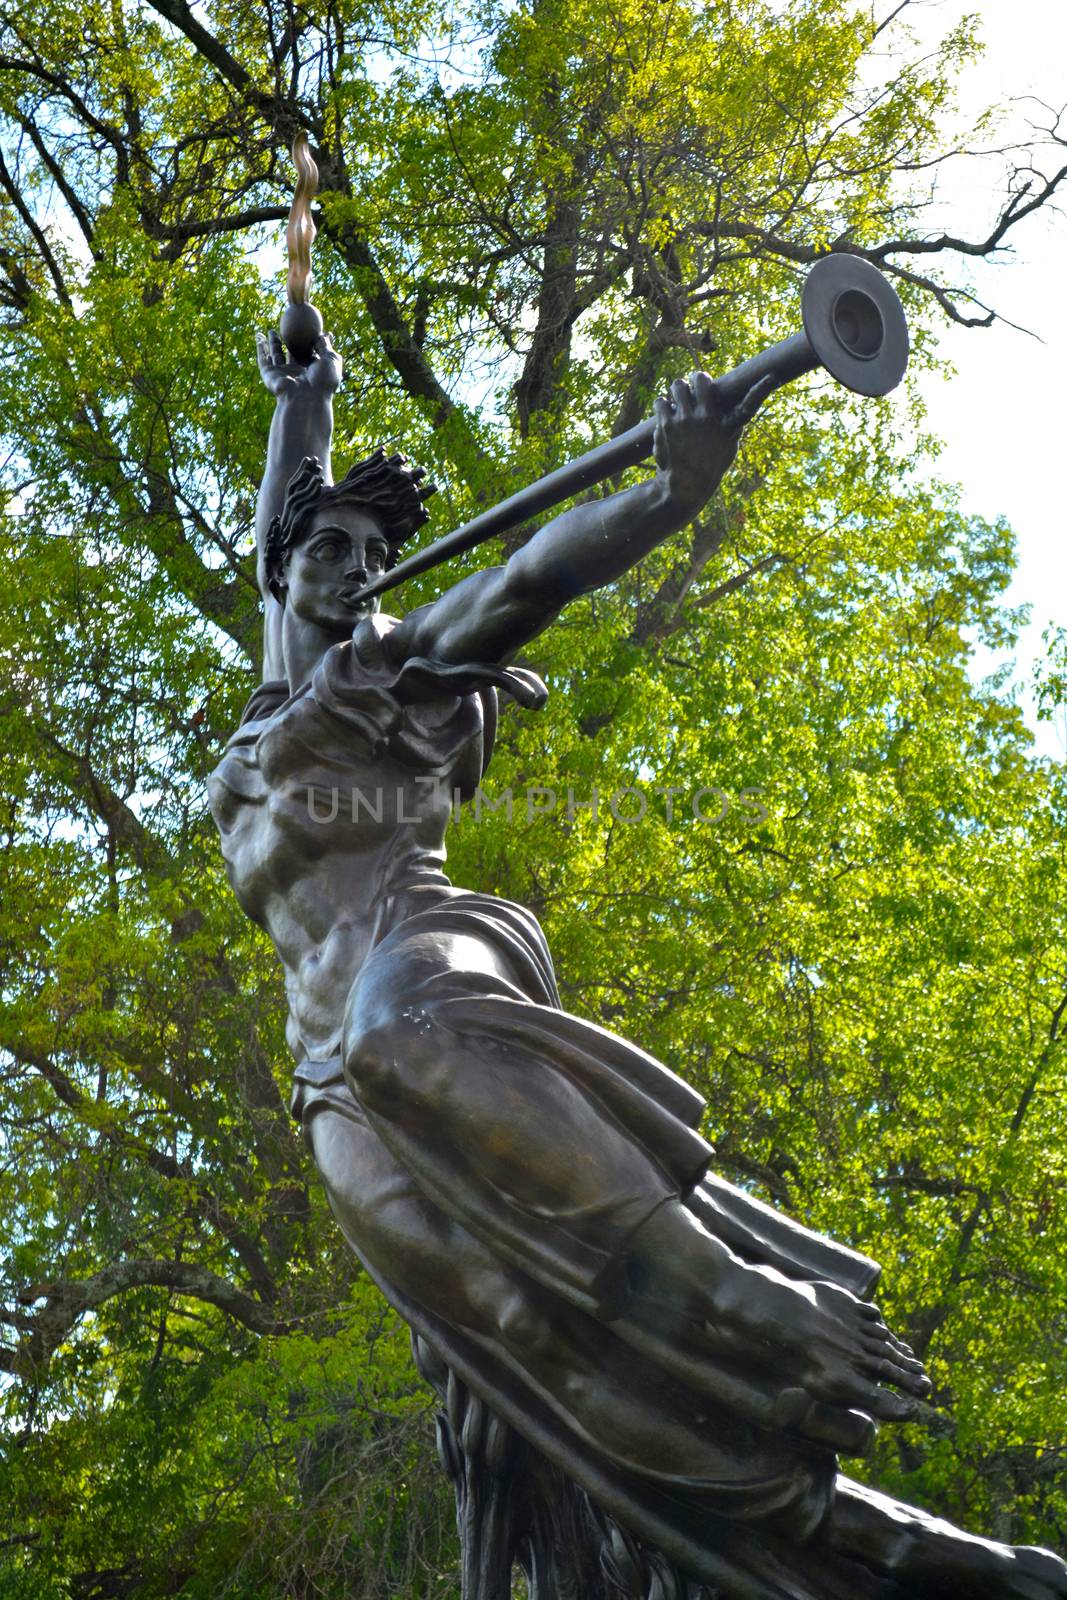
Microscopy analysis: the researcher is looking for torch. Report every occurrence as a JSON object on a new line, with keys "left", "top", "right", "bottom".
{"left": 280, "top": 132, "right": 323, "bottom": 363}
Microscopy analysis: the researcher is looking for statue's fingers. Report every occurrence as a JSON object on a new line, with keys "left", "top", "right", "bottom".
{"left": 268, "top": 329, "right": 285, "bottom": 365}
{"left": 862, "top": 1333, "right": 925, "bottom": 1376}
{"left": 314, "top": 332, "right": 342, "bottom": 376}
{"left": 867, "top": 1357, "right": 906, "bottom": 1387}
{"left": 255, "top": 331, "right": 271, "bottom": 370}
{"left": 652, "top": 394, "right": 673, "bottom": 463}
{"left": 793, "top": 1401, "right": 876, "bottom": 1457}
{"left": 859, "top": 1344, "right": 931, "bottom": 1398}
{"left": 893, "top": 1366, "right": 932, "bottom": 1399}
{"left": 727, "top": 373, "right": 777, "bottom": 431}
{"left": 690, "top": 369, "right": 715, "bottom": 406}
{"left": 669, "top": 376, "right": 695, "bottom": 416}
{"left": 771, "top": 1387, "right": 811, "bottom": 1428}
{"left": 887, "top": 1344, "right": 926, "bottom": 1377}
{"left": 862, "top": 1353, "right": 907, "bottom": 1385}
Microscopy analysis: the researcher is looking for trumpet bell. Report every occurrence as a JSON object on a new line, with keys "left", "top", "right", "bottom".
{"left": 802, "top": 254, "right": 909, "bottom": 397}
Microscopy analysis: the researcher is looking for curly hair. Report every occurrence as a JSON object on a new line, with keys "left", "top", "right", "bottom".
{"left": 265, "top": 449, "right": 436, "bottom": 600}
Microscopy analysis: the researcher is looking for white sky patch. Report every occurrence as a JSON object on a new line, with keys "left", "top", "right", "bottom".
{"left": 892, "top": 0, "right": 1067, "bottom": 755}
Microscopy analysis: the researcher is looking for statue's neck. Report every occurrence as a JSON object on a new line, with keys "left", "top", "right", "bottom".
{"left": 281, "top": 610, "right": 346, "bottom": 693}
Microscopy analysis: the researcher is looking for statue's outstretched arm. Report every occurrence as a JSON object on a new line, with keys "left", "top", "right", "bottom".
{"left": 384, "top": 371, "right": 770, "bottom": 671}
{"left": 254, "top": 330, "right": 342, "bottom": 680}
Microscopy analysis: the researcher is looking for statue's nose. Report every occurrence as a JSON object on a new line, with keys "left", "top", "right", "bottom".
{"left": 345, "top": 562, "right": 367, "bottom": 586}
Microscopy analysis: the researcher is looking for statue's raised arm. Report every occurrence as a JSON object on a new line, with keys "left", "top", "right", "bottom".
{"left": 253, "top": 132, "right": 343, "bottom": 682}
{"left": 253, "top": 332, "right": 342, "bottom": 681}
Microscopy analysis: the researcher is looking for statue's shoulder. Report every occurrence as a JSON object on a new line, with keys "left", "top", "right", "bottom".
{"left": 208, "top": 675, "right": 297, "bottom": 821}
{"left": 225, "top": 613, "right": 403, "bottom": 734}
{"left": 237, "top": 677, "right": 293, "bottom": 727}
{"left": 351, "top": 611, "right": 549, "bottom": 714}
{"left": 207, "top": 701, "right": 275, "bottom": 827}
{"left": 351, "top": 611, "right": 403, "bottom": 669}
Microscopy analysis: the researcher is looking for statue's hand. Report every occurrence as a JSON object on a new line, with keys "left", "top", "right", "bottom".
{"left": 653, "top": 370, "right": 772, "bottom": 516}
{"left": 255, "top": 329, "right": 343, "bottom": 400}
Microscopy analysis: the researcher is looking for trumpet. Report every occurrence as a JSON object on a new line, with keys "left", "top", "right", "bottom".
{"left": 355, "top": 254, "right": 909, "bottom": 603}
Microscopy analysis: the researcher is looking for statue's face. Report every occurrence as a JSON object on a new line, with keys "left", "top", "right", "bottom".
{"left": 281, "top": 506, "right": 388, "bottom": 634}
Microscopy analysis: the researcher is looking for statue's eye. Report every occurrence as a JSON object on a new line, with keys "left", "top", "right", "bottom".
{"left": 367, "top": 547, "right": 387, "bottom": 570}
{"left": 311, "top": 539, "right": 344, "bottom": 562}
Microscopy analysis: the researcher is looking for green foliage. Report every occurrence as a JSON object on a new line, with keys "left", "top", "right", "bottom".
{"left": 0, "top": 0, "right": 1065, "bottom": 1590}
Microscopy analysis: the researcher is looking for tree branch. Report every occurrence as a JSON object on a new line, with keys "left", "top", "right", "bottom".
{"left": 8, "top": 1258, "right": 289, "bottom": 1379}
{"left": 693, "top": 551, "right": 788, "bottom": 609}
{"left": 52, "top": 392, "right": 260, "bottom": 662}
{"left": 153, "top": 203, "right": 289, "bottom": 259}
{"left": 16, "top": 113, "right": 98, "bottom": 257}
{"left": 33, "top": 722, "right": 175, "bottom": 877}
{"left": 872, "top": 0, "right": 912, "bottom": 40}
{"left": 909, "top": 984, "right": 1067, "bottom": 1358}
{"left": 138, "top": 0, "right": 469, "bottom": 438}
{"left": 698, "top": 162, "right": 1067, "bottom": 326}
{"left": 0, "top": 145, "right": 70, "bottom": 304}
{"left": 321, "top": 206, "right": 460, "bottom": 427}
{"left": 0, "top": 50, "right": 130, "bottom": 175}
{"left": 633, "top": 491, "right": 766, "bottom": 645}
{"left": 140, "top": 0, "right": 261, "bottom": 105}
{"left": 5, "top": 1042, "right": 283, "bottom": 1301}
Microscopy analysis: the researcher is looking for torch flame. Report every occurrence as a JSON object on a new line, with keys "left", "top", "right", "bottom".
{"left": 286, "top": 132, "right": 318, "bottom": 306}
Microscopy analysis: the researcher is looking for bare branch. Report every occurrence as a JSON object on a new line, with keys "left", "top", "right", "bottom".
{"left": 872, "top": 0, "right": 912, "bottom": 40}
{"left": 867, "top": 163, "right": 1067, "bottom": 261}
{"left": 153, "top": 203, "right": 289, "bottom": 255}
{"left": 879, "top": 258, "right": 996, "bottom": 328}
{"left": 698, "top": 156, "right": 1067, "bottom": 326}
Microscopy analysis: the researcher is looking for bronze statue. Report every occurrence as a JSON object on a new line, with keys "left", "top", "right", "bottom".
{"left": 208, "top": 140, "right": 1067, "bottom": 1599}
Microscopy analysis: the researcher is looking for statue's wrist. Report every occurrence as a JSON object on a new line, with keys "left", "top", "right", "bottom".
{"left": 657, "top": 467, "right": 714, "bottom": 522}
{"left": 274, "top": 383, "right": 331, "bottom": 413}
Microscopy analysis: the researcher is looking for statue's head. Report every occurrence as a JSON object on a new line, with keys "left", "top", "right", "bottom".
{"left": 265, "top": 450, "right": 434, "bottom": 629}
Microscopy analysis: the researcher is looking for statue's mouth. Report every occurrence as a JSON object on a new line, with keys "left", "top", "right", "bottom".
{"left": 339, "top": 588, "right": 370, "bottom": 610}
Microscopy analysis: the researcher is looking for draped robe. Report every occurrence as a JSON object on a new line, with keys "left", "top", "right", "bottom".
{"left": 209, "top": 615, "right": 887, "bottom": 1600}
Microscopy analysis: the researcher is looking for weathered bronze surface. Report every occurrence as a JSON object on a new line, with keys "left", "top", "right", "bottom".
{"left": 208, "top": 154, "right": 1067, "bottom": 1599}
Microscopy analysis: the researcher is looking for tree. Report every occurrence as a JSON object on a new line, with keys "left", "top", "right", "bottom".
{"left": 0, "top": 0, "right": 1065, "bottom": 1589}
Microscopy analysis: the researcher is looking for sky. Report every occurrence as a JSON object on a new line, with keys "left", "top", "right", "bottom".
{"left": 897, "top": 0, "right": 1067, "bottom": 754}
